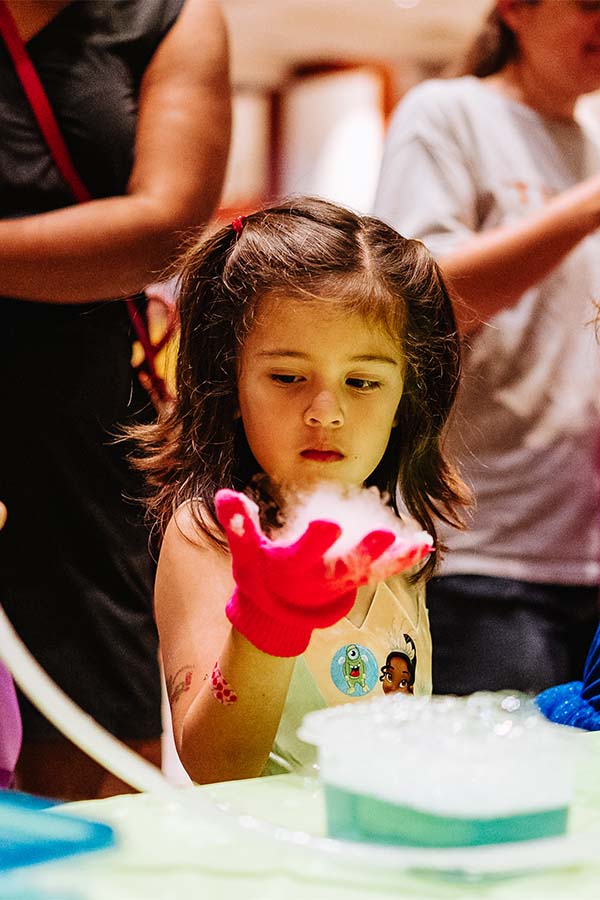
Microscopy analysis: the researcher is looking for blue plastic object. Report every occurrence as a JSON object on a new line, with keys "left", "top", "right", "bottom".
{"left": 0, "top": 790, "right": 115, "bottom": 872}
{"left": 536, "top": 625, "right": 600, "bottom": 729}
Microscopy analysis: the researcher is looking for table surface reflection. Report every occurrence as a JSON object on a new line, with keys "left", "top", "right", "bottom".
{"left": 3, "top": 732, "right": 600, "bottom": 900}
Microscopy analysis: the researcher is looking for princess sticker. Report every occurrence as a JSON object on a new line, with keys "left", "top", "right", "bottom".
{"left": 380, "top": 633, "right": 416, "bottom": 694}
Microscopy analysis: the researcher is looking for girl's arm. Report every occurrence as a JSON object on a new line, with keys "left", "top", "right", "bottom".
{"left": 439, "top": 174, "right": 600, "bottom": 333}
{"left": 0, "top": 0, "right": 231, "bottom": 303}
{"left": 155, "top": 509, "right": 295, "bottom": 785}
{"left": 157, "top": 490, "right": 426, "bottom": 784}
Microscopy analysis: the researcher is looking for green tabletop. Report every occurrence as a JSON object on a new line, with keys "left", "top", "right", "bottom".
{"left": 4, "top": 732, "right": 600, "bottom": 900}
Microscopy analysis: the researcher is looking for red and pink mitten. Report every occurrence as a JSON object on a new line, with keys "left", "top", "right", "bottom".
{"left": 215, "top": 489, "right": 433, "bottom": 658}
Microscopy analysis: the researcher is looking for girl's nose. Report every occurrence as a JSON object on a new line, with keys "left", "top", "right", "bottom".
{"left": 304, "top": 390, "right": 344, "bottom": 427}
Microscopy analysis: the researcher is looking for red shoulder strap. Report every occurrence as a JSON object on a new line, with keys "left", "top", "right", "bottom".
{"left": 0, "top": 1, "right": 91, "bottom": 203}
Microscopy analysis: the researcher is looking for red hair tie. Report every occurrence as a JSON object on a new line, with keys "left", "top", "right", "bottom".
{"left": 231, "top": 215, "right": 246, "bottom": 235}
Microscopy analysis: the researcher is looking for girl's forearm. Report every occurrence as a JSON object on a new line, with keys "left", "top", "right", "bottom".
{"left": 177, "top": 629, "right": 296, "bottom": 785}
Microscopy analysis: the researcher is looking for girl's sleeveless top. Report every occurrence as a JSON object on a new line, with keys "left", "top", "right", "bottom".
{"left": 265, "top": 573, "right": 432, "bottom": 775}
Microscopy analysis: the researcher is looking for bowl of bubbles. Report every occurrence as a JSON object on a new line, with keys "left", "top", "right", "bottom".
{"left": 299, "top": 691, "right": 581, "bottom": 850}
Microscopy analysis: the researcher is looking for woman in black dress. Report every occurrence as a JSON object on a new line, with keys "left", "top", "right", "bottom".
{"left": 0, "top": 0, "right": 230, "bottom": 800}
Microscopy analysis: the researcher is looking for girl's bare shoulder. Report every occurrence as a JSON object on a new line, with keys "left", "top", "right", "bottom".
{"left": 156, "top": 501, "right": 233, "bottom": 622}
{"left": 158, "top": 500, "right": 230, "bottom": 594}
{"left": 164, "top": 499, "right": 224, "bottom": 551}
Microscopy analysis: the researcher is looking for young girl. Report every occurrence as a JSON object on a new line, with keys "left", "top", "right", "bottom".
{"left": 138, "top": 197, "right": 468, "bottom": 784}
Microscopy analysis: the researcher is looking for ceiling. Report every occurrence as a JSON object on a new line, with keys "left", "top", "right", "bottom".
{"left": 222, "top": 0, "right": 493, "bottom": 89}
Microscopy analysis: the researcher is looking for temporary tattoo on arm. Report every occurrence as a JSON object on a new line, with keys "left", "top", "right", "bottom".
{"left": 209, "top": 660, "right": 238, "bottom": 704}
{"left": 166, "top": 665, "right": 195, "bottom": 707}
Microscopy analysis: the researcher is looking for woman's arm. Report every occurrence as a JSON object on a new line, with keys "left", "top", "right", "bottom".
{"left": 440, "top": 173, "right": 600, "bottom": 333}
{"left": 0, "top": 0, "right": 231, "bottom": 302}
{"left": 374, "top": 85, "right": 600, "bottom": 335}
{"left": 155, "top": 510, "right": 295, "bottom": 785}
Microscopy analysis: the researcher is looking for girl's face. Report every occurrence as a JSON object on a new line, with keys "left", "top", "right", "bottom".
{"left": 505, "top": 0, "right": 600, "bottom": 99}
{"left": 237, "top": 296, "right": 405, "bottom": 492}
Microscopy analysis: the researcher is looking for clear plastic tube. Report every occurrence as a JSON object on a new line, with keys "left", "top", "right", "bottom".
{"left": 0, "top": 602, "right": 291, "bottom": 792}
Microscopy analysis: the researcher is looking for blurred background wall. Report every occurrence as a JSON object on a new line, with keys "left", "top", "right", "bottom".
{"left": 217, "top": 0, "right": 600, "bottom": 217}
{"left": 218, "top": 0, "right": 490, "bottom": 217}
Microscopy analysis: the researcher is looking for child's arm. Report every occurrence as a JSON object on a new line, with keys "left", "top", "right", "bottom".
{"left": 155, "top": 508, "right": 296, "bottom": 784}
{"left": 157, "top": 492, "right": 432, "bottom": 785}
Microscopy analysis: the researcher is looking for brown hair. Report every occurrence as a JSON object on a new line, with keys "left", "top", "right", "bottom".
{"left": 134, "top": 196, "right": 469, "bottom": 578}
{"left": 459, "top": 1, "right": 540, "bottom": 78}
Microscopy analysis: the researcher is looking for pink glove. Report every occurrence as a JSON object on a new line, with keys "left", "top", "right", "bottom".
{"left": 215, "top": 489, "right": 430, "bottom": 657}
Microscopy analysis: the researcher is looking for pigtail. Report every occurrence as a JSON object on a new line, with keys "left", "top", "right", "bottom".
{"left": 132, "top": 221, "right": 247, "bottom": 544}
{"left": 394, "top": 256, "right": 471, "bottom": 579}
{"left": 362, "top": 231, "right": 471, "bottom": 580}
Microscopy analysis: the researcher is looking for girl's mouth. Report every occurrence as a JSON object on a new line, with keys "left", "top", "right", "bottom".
{"left": 300, "top": 450, "right": 344, "bottom": 462}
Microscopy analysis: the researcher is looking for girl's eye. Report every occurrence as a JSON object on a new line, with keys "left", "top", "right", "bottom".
{"left": 270, "top": 374, "right": 303, "bottom": 384}
{"left": 346, "top": 378, "right": 381, "bottom": 391}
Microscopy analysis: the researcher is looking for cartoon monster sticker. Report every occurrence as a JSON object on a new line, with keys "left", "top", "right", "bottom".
{"left": 340, "top": 643, "right": 369, "bottom": 694}
{"left": 380, "top": 633, "right": 416, "bottom": 694}
{"left": 330, "top": 643, "right": 379, "bottom": 696}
